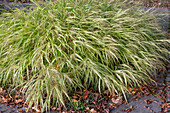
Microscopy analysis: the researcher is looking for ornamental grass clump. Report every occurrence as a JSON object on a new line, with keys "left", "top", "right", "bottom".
{"left": 0, "top": 0, "right": 169, "bottom": 111}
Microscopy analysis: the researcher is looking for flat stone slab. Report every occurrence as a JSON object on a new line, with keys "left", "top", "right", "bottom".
{"left": 0, "top": 104, "right": 26, "bottom": 113}
{"left": 166, "top": 70, "right": 170, "bottom": 103}
{"left": 140, "top": 7, "right": 169, "bottom": 33}
{"left": 166, "top": 77, "right": 170, "bottom": 82}
{"left": 167, "top": 82, "right": 170, "bottom": 86}
{"left": 167, "top": 73, "right": 170, "bottom": 77}
{"left": 111, "top": 95, "right": 162, "bottom": 113}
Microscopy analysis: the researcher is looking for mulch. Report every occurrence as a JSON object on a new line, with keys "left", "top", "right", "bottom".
{"left": 0, "top": 69, "right": 169, "bottom": 113}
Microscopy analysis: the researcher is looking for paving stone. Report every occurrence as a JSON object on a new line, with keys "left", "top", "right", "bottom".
{"left": 166, "top": 77, "right": 170, "bottom": 82}
{"left": 0, "top": 1, "right": 38, "bottom": 12}
{"left": 111, "top": 96, "right": 161, "bottom": 113}
{"left": 0, "top": 104, "right": 26, "bottom": 113}
{"left": 167, "top": 96, "right": 170, "bottom": 102}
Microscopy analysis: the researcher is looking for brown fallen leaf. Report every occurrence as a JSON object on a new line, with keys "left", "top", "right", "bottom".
{"left": 15, "top": 99, "right": 23, "bottom": 104}
{"left": 9, "top": 102, "right": 15, "bottom": 105}
{"left": 60, "top": 104, "right": 63, "bottom": 109}
{"left": 104, "top": 108, "right": 109, "bottom": 113}
{"left": 128, "top": 87, "right": 133, "bottom": 91}
{"left": 83, "top": 90, "right": 89, "bottom": 100}
{"left": 144, "top": 92, "right": 150, "bottom": 96}
{"left": 121, "top": 105, "right": 133, "bottom": 112}
{"left": 6, "top": 94, "right": 9, "bottom": 98}
{"left": 72, "top": 99, "right": 78, "bottom": 107}
{"left": 32, "top": 106, "right": 41, "bottom": 113}
{"left": 0, "top": 88, "right": 3, "bottom": 93}
{"left": 131, "top": 91, "right": 136, "bottom": 95}
{"left": 17, "top": 109, "right": 24, "bottom": 113}
{"left": 86, "top": 106, "right": 89, "bottom": 110}
{"left": 72, "top": 96, "right": 78, "bottom": 99}
{"left": 129, "top": 105, "right": 133, "bottom": 109}
{"left": 90, "top": 108, "right": 96, "bottom": 113}
{"left": 104, "top": 90, "right": 109, "bottom": 96}
{"left": 111, "top": 96, "right": 122, "bottom": 104}
{"left": 147, "top": 106, "right": 154, "bottom": 113}
{"left": 14, "top": 95, "right": 20, "bottom": 99}
{"left": 52, "top": 106, "right": 57, "bottom": 111}
{"left": 10, "top": 105, "right": 15, "bottom": 108}
{"left": 4, "top": 98, "right": 10, "bottom": 103}
{"left": 132, "top": 96, "right": 142, "bottom": 101}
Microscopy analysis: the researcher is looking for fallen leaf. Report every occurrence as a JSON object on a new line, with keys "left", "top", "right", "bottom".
{"left": 90, "top": 108, "right": 96, "bottom": 113}
{"left": 6, "top": 94, "right": 9, "bottom": 98}
{"left": 128, "top": 87, "right": 133, "bottom": 91}
{"left": 17, "top": 109, "right": 24, "bottom": 113}
{"left": 111, "top": 96, "right": 122, "bottom": 104}
{"left": 9, "top": 102, "right": 15, "bottom": 105}
{"left": 72, "top": 99, "right": 78, "bottom": 107}
{"left": 14, "top": 95, "right": 19, "bottom": 99}
{"left": 144, "top": 99, "right": 156, "bottom": 105}
{"left": 132, "top": 95, "right": 142, "bottom": 101}
{"left": 86, "top": 106, "right": 89, "bottom": 110}
{"left": 104, "top": 90, "right": 109, "bottom": 96}
{"left": 104, "top": 109, "right": 109, "bottom": 113}
{"left": 129, "top": 105, "right": 133, "bottom": 109}
{"left": 10, "top": 105, "right": 15, "bottom": 108}
{"left": 60, "top": 104, "right": 63, "bottom": 108}
{"left": 0, "top": 88, "right": 3, "bottom": 93}
{"left": 131, "top": 91, "right": 136, "bottom": 95}
{"left": 52, "top": 107, "right": 57, "bottom": 110}
{"left": 32, "top": 107, "right": 41, "bottom": 113}
{"left": 15, "top": 99, "right": 23, "bottom": 104}
{"left": 83, "top": 90, "right": 89, "bottom": 100}
{"left": 72, "top": 96, "right": 78, "bottom": 99}
{"left": 4, "top": 98, "right": 10, "bottom": 103}
{"left": 121, "top": 105, "right": 133, "bottom": 112}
